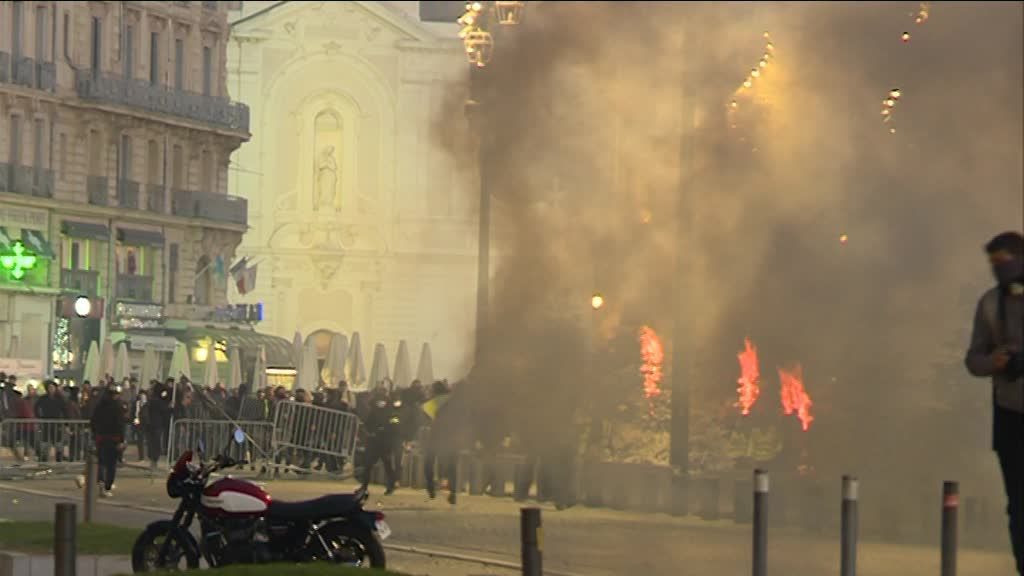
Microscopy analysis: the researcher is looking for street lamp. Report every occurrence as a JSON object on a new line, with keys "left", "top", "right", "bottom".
{"left": 495, "top": 1, "right": 525, "bottom": 25}
{"left": 590, "top": 293, "right": 605, "bottom": 311}
{"left": 464, "top": 30, "right": 494, "bottom": 67}
{"left": 73, "top": 296, "right": 92, "bottom": 318}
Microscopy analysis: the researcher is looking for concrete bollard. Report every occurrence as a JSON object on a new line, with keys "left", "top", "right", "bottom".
{"left": 752, "top": 470, "right": 768, "bottom": 576}
{"left": 941, "top": 481, "right": 959, "bottom": 576}
{"left": 54, "top": 503, "right": 76, "bottom": 576}
{"left": 840, "top": 475, "right": 858, "bottom": 576}
{"left": 521, "top": 507, "right": 542, "bottom": 576}
{"left": 83, "top": 451, "right": 96, "bottom": 524}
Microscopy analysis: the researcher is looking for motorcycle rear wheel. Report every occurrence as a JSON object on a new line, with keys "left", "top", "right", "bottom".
{"left": 131, "top": 523, "right": 201, "bottom": 573}
{"left": 317, "top": 523, "right": 386, "bottom": 569}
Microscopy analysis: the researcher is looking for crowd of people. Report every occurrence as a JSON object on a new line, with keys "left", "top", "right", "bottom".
{"left": 0, "top": 370, "right": 457, "bottom": 501}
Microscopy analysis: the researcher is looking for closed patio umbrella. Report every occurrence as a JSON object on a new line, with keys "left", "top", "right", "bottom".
{"left": 368, "top": 343, "right": 390, "bottom": 390}
{"left": 392, "top": 340, "right": 412, "bottom": 389}
{"left": 346, "top": 332, "right": 368, "bottom": 392}
{"left": 416, "top": 342, "right": 434, "bottom": 385}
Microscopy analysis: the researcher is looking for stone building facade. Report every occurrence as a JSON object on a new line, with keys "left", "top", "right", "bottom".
{"left": 0, "top": 0, "right": 261, "bottom": 380}
{"left": 227, "top": 1, "right": 477, "bottom": 379}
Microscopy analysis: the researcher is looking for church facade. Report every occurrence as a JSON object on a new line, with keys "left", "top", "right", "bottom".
{"left": 226, "top": 1, "right": 478, "bottom": 379}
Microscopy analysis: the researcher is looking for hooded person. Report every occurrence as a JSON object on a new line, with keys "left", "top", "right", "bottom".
{"left": 965, "top": 230, "right": 1024, "bottom": 574}
{"left": 90, "top": 385, "right": 125, "bottom": 497}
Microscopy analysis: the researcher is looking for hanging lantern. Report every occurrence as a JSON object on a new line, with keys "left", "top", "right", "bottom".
{"left": 495, "top": 1, "right": 525, "bottom": 25}
{"left": 464, "top": 30, "right": 494, "bottom": 67}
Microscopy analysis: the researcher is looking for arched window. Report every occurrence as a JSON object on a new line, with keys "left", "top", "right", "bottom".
{"left": 194, "top": 255, "right": 212, "bottom": 306}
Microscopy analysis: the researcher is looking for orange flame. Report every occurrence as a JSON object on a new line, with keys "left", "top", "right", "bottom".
{"left": 778, "top": 363, "right": 814, "bottom": 431}
{"left": 638, "top": 326, "right": 664, "bottom": 399}
{"left": 736, "top": 338, "right": 761, "bottom": 415}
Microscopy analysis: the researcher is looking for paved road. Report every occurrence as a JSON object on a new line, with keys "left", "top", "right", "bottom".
{"left": 0, "top": 472, "right": 1014, "bottom": 576}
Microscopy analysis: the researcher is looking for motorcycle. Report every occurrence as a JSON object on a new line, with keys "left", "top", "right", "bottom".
{"left": 131, "top": 434, "right": 389, "bottom": 572}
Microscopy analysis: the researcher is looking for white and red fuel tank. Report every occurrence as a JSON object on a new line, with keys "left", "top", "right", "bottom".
{"left": 200, "top": 478, "right": 271, "bottom": 518}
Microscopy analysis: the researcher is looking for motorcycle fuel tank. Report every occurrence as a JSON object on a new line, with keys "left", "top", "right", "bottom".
{"left": 201, "top": 478, "right": 271, "bottom": 518}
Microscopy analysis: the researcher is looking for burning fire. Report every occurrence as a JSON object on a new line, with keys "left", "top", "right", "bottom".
{"left": 638, "top": 326, "right": 664, "bottom": 399}
{"left": 736, "top": 338, "right": 761, "bottom": 415}
{"left": 778, "top": 363, "right": 814, "bottom": 431}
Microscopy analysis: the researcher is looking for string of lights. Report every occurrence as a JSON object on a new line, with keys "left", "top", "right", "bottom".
{"left": 882, "top": 2, "right": 930, "bottom": 134}
{"left": 727, "top": 32, "right": 775, "bottom": 137}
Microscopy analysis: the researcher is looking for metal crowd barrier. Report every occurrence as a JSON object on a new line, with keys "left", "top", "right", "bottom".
{"left": 0, "top": 419, "right": 93, "bottom": 467}
{"left": 271, "top": 401, "right": 361, "bottom": 474}
{"left": 167, "top": 419, "right": 275, "bottom": 465}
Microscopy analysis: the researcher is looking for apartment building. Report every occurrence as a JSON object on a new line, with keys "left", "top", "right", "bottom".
{"left": 0, "top": 1, "right": 282, "bottom": 381}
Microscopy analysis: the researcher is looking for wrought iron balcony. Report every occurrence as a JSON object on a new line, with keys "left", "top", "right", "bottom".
{"left": 116, "top": 274, "right": 155, "bottom": 302}
{"left": 12, "top": 57, "right": 34, "bottom": 88}
{"left": 87, "top": 175, "right": 109, "bottom": 206}
{"left": 146, "top": 184, "right": 166, "bottom": 213}
{"left": 74, "top": 70, "right": 250, "bottom": 132}
{"left": 32, "top": 168, "right": 54, "bottom": 198}
{"left": 0, "top": 52, "right": 9, "bottom": 83}
{"left": 172, "top": 189, "right": 247, "bottom": 226}
{"left": 61, "top": 269, "right": 100, "bottom": 296}
{"left": 0, "top": 163, "right": 8, "bottom": 193}
{"left": 118, "top": 179, "right": 141, "bottom": 209}
{"left": 3, "top": 165, "right": 39, "bottom": 196}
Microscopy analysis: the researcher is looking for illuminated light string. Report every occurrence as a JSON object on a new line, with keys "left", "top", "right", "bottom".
{"left": 728, "top": 32, "right": 775, "bottom": 138}
{"left": 883, "top": 2, "right": 929, "bottom": 134}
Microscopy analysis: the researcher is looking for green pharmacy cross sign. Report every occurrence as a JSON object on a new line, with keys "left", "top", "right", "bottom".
{"left": 0, "top": 241, "right": 38, "bottom": 280}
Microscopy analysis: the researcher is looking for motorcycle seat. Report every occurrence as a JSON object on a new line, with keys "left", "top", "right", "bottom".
{"left": 267, "top": 494, "right": 361, "bottom": 521}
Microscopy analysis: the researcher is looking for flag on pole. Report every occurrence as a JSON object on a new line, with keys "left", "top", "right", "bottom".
{"left": 236, "top": 262, "right": 258, "bottom": 295}
{"left": 230, "top": 257, "right": 248, "bottom": 281}
{"left": 214, "top": 255, "right": 226, "bottom": 279}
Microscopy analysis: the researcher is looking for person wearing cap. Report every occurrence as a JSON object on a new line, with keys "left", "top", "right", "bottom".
{"left": 90, "top": 385, "right": 125, "bottom": 497}
{"left": 965, "top": 231, "right": 1024, "bottom": 574}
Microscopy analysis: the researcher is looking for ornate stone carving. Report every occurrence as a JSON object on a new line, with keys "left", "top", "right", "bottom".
{"left": 311, "top": 255, "right": 342, "bottom": 289}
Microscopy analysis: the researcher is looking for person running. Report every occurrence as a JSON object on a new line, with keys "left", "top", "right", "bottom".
{"left": 90, "top": 385, "right": 125, "bottom": 497}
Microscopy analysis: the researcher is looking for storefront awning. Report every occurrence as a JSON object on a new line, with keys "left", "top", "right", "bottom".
{"left": 62, "top": 221, "right": 110, "bottom": 241}
{"left": 173, "top": 327, "right": 294, "bottom": 368}
{"left": 21, "top": 229, "right": 55, "bottom": 258}
{"left": 117, "top": 228, "right": 164, "bottom": 247}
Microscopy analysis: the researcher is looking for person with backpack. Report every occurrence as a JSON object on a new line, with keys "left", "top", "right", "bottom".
{"left": 965, "top": 230, "right": 1024, "bottom": 574}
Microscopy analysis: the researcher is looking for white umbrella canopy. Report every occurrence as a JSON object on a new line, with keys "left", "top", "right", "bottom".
{"left": 416, "top": 342, "right": 435, "bottom": 385}
{"left": 100, "top": 338, "right": 115, "bottom": 381}
{"left": 297, "top": 336, "right": 318, "bottom": 391}
{"left": 291, "top": 331, "right": 303, "bottom": 369}
{"left": 253, "top": 345, "right": 268, "bottom": 391}
{"left": 228, "top": 346, "right": 242, "bottom": 390}
{"left": 368, "top": 343, "right": 390, "bottom": 390}
{"left": 114, "top": 343, "right": 130, "bottom": 382}
{"left": 83, "top": 340, "right": 101, "bottom": 386}
{"left": 168, "top": 342, "right": 191, "bottom": 382}
{"left": 393, "top": 340, "right": 412, "bottom": 389}
{"left": 346, "top": 332, "right": 368, "bottom": 392}
{"left": 322, "top": 332, "right": 349, "bottom": 387}
{"left": 203, "top": 343, "right": 218, "bottom": 387}
{"left": 141, "top": 345, "right": 158, "bottom": 385}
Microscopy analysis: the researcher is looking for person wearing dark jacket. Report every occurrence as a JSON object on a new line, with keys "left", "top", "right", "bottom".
{"left": 145, "top": 380, "right": 172, "bottom": 472}
{"left": 90, "top": 386, "right": 125, "bottom": 497}
{"left": 966, "top": 231, "right": 1024, "bottom": 574}
{"left": 423, "top": 381, "right": 458, "bottom": 504}
{"left": 360, "top": 387, "right": 397, "bottom": 494}
{"left": 34, "top": 381, "right": 67, "bottom": 462}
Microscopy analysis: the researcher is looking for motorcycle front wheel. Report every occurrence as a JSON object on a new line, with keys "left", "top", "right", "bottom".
{"left": 131, "top": 522, "right": 201, "bottom": 573}
{"left": 316, "top": 523, "right": 386, "bottom": 569}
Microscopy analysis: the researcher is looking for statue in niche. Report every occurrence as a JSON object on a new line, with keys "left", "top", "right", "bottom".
{"left": 314, "top": 145, "right": 339, "bottom": 212}
{"left": 312, "top": 110, "right": 343, "bottom": 213}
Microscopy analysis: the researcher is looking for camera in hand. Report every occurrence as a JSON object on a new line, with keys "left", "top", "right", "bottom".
{"left": 1006, "top": 352, "right": 1024, "bottom": 381}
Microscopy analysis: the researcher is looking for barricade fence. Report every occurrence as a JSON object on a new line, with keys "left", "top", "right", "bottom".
{"left": 271, "top": 401, "right": 361, "bottom": 474}
{"left": 167, "top": 419, "right": 276, "bottom": 466}
{"left": 0, "top": 419, "right": 93, "bottom": 466}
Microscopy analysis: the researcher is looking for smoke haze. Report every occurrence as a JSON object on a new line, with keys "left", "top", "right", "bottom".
{"left": 437, "top": 0, "right": 1022, "bottom": 537}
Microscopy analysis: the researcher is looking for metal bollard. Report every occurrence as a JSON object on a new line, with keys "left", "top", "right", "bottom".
{"left": 521, "top": 507, "right": 543, "bottom": 576}
{"left": 54, "top": 503, "right": 77, "bottom": 576}
{"left": 840, "top": 475, "right": 858, "bottom": 576}
{"left": 941, "top": 481, "right": 959, "bottom": 576}
{"left": 752, "top": 469, "right": 768, "bottom": 576}
{"left": 83, "top": 450, "right": 96, "bottom": 524}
